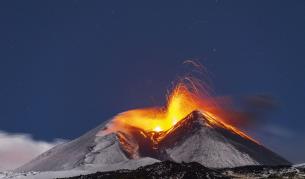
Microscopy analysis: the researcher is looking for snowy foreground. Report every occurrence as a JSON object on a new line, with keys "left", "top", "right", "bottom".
{"left": 1, "top": 161, "right": 305, "bottom": 179}
{"left": 294, "top": 163, "right": 305, "bottom": 168}
{"left": 0, "top": 157, "right": 159, "bottom": 179}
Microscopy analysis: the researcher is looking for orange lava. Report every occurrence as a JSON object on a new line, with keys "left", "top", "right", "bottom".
{"left": 105, "top": 76, "right": 257, "bottom": 143}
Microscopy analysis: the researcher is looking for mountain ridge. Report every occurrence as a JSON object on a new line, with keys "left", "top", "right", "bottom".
{"left": 15, "top": 110, "right": 290, "bottom": 173}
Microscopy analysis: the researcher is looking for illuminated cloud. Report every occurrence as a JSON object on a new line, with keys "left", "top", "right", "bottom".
{"left": 0, "top": 131, "right": 64, "bottom": 171}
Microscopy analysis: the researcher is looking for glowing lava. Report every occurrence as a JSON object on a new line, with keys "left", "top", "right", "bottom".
{"left": 153, "top": 126, "right": 162, "bottom": 132}
{"left": 105, "top": 76, "right": 256, "bottom": 143}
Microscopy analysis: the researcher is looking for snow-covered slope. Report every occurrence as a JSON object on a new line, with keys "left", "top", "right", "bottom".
{"left": 15, "top": 119, "right": 158, "bottom": 173}
{"left": 3, "top": 158, "right": 159, "bottom": 179}
{"left": 294, "top": 163, "right": 305, "bottom": 168}
{"left": 15, "top": 121, "right": 109, "bottom": 172}
{"left": 16, "top": 110, "right": 290, "bottom": 173}
{"left": 158, "top": 111, "right": 290, "bottom": 168}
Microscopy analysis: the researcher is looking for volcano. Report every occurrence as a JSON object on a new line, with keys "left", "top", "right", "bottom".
{"left": 16, "top": 110, "right": 290, "bottom": 173}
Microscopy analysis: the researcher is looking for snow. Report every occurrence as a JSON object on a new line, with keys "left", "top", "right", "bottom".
{"left": 164, "top": 126, "right": 259, "bottom": 168}
{"left": 83, "top": 133, "right": 129, "bottom": 165}
{"left": 294, "top": 163, "right": 305, "bottom": 168}
{"left": 15, "top": 120, "right": 111, "bottom": 172}
{"left": 2, "top": 158, "right": 159, "bottom": 179}
{"left": 11, "top": 110, "right": 290, "bottom": 178}
{"left": 159, "top": 110, "right": 290, "bottom": 168}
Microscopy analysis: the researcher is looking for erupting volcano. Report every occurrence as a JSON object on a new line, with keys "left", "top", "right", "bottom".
{"left": 15, "top": 71, "right": 290, "bottom": 174}
{"left": 102, "top": 77, "right": 255, "bottom": 145}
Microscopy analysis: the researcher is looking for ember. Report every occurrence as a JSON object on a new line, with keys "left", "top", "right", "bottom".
{"left": 102, "top": 61, "right": 256, "bottom": 144}
{"left": 104, "top": 88, "right": 256, "bottom": 145}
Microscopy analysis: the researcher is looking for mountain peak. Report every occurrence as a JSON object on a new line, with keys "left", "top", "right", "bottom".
{"left": 188, "top": 110, "right": 205, "bottom": 117}
{"left": 163, "top": 110, "right": 208, "bottom": 135}
{"left": 16, "top": 111, "right": 291, "bottom": 172}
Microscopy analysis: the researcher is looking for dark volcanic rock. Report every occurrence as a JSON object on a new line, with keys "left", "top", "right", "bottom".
{"left": 58, "top": 161, "right": 305, "bottom": 179}
{"left": 59, "top": 161, "right": 229, "bottom": 179}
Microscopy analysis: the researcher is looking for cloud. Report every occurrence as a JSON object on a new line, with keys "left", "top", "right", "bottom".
{"left": 0, "top": 131, "right": 65, "bottom": 171}
{"left": 261, "top": 125, "right": 294, "bottom": 138}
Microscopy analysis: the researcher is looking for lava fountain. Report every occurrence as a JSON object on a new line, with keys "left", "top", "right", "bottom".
{"left": 102, "top": 73, "right": 256, "bottom": 144}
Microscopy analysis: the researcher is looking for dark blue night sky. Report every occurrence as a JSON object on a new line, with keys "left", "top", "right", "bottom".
{"left": 1, "top": 1, "right": 305, "bottom": 163}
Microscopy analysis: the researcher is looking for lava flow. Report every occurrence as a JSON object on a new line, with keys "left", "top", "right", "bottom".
{"left": 102, "top": 75, "right": 256, "bottom": 145}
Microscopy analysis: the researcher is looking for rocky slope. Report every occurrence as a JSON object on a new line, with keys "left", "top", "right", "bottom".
{"left": 60, "top": 161, "right": 305, "bottom": 179}
{"left": 16, "top": 110, "right": 290, "bottom": 174}
{"left": 61, "top": 161, "right": 229, "bottom": 179}
{"left": 157, "top": 111, "right": 290, "bottom": 168}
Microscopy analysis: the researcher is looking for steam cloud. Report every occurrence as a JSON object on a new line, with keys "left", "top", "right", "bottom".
{"left": 218, "top": 94, "right": 280, "bottom": 128}
{"left": 0, "top": 131, "right": 64, "bottom": 171}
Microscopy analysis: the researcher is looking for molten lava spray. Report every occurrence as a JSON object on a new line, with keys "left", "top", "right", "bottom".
{"left": 101, "top": 66, "right": 256, "bottom": 143}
